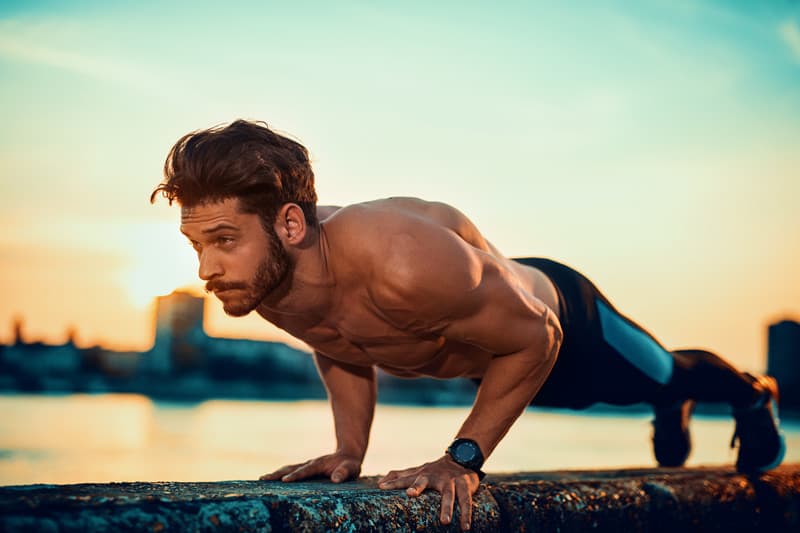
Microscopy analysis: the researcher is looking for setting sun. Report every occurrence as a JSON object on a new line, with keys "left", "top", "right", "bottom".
{"left": 116, "top": 221, "right": 201, "bottom": 309}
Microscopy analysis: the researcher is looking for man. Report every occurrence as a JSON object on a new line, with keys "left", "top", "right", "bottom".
{"left": 151, "top": 120, "right": 785, "bottom": 531}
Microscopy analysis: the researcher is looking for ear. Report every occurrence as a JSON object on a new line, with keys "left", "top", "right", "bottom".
{"left": 274, "top": 203, "right": 308, "bottom": 246}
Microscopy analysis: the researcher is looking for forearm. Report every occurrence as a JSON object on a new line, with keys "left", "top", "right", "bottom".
{"left": 457, "top": 311, "right": 562, "bottom": 458}
{"left": 314, "top": 351, "right": 376, "bottom": 460}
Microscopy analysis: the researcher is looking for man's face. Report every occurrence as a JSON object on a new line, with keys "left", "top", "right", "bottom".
{"left": 180, "top": 198, "right": 291, "bottom": 316}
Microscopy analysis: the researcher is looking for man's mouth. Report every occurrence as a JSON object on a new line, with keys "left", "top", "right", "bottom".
{"left": 215, "top": 288, "right": 238, "bottom": 295}
{"left": 206, "top": 282, "right": 247, "bottom": 294}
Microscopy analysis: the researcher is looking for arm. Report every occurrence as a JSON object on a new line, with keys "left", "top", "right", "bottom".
{"left": 452, "top": 308, "right": 561, "bottom": 459}
{"left": 260, "top": 351, "right": 376, "bottom": 483}
{"left": 317, "top": 351, "right": 376, "bottom": 463}
{"left": 374, "top": 230, "right": 562, "bottom": 529}
{"left": 381, "top": 313, "right": 559, "bottom": 529}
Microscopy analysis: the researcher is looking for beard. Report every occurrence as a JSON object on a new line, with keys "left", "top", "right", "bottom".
{"left": 207, "top": 228, "right": 292, "bottom": 317}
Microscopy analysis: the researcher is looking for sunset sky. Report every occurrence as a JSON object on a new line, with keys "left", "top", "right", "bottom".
{"left": 1, "top": 0, "right": 798, "bottom": 371}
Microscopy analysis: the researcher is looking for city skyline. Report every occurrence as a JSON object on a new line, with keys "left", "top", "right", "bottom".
{"left": 0, "top": 289, "right": 475, "bottom": 406}
{"left": 1, "top": 1, "right": 799, "bottom": 372}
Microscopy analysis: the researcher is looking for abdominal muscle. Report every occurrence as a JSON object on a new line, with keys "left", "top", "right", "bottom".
{"left": 377, "top": 339, "right": 494, "bottom": 379}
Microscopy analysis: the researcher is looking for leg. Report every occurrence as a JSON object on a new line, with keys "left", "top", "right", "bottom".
{"left": 652, "top": 352, "right": 785, "bottom": 472}
{"left": 513, "top": 257, "right": 784, "bottom": 471}
{"left": 649, "top": 348, "right": 762, "bottom": 468}
{"left": 656, "top": 349, "right": 761, "bottom": 408}
{"left": 579, "top": 302, "right": 701, "bottom": 466}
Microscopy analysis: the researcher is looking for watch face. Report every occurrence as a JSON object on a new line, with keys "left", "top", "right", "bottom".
{"left": 448, "top": 438, "right": 484, "bottom": 471}
{"left": 455, "top": 441, "right": 477, "bottom": 462}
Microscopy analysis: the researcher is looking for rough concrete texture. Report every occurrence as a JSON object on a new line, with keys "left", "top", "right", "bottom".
{"left": 1, "top": 465, "right": 798, "bottom": 532}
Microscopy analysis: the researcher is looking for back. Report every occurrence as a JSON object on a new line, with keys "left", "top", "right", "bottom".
{"left": 321, "top": 197, "right": 561, "bottom": 323}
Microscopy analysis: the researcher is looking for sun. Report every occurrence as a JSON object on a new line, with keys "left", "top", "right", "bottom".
{"left": 116, "top": 221, "right": 201, "bottom": 309}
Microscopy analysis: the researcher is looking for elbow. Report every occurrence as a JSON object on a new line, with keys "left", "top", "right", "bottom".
{"left": 541, "top": 307, "right": 563, "bottom": 367}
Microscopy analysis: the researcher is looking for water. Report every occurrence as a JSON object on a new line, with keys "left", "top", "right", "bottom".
{"left": 1, "top": 394, "right": 797, "bottom": 486}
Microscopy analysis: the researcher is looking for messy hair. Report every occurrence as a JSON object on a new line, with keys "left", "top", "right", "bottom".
{"left": 151, "top": 119, "right": 318, "bottom": 228}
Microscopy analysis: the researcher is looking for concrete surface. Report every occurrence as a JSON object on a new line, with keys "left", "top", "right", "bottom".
{"left": 1, "top": 465, "right": 798, "bottom": 532}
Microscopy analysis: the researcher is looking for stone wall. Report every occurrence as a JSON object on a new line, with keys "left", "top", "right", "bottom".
{"left": 2, "top": 465, "right": 798, "bottom": 532}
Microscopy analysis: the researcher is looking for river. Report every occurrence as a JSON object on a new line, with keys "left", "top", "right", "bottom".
{"left": 1, "top": 394, "right": 797, "bottom": 485}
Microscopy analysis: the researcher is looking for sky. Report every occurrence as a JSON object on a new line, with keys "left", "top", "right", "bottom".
{"left": 0, "top": 0, "right": 798, "bottom": 371}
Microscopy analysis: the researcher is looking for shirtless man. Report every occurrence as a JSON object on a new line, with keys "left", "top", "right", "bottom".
{"left": 152, "top": 120, "right": 785, "bottom": 530}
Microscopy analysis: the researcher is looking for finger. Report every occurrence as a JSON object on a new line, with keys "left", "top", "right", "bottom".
{"left": 405, "top": 475, "right": 429, "bottom": 497}
{"left": 259, "top": 463, "right": 305, "bottom": 481}
{"left": 331, "top": 463, "right": 355, "bottom": 483}
{"left": 455, "top": 478, "right": 473, "bottom": 531}
{"left": 379, "top": 473, "right": 419, "bottom": 490}
{"left": 282, "top": 460, "right": 323, "bottom": 482}
{"left": 377, "top": 471, "right": 396, "bottom": 485}
{"left": 439, "top": 479, "right": 456, "bottom": 526}
{"left": 379, "top": 465, "right": 420, "bottom": 484}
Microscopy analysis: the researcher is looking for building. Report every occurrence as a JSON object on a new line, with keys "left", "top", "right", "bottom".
{"left": 0, "top": 291, "right": 473, "bottom": 404}
{"left": 0, "top": 320, "right": 83, "bottom": 391}
{"left": 145, "top": 291, "right": 208, "bottom": 375}
{"left": 767, "top": 319, "right": 800, "bottom": 410}
{"left": 143, "top": 290, "right": 317, "bottom": 384}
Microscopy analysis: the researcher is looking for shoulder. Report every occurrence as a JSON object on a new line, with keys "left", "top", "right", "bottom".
{"left": 322, "top": 197, "right": 485, "bottom": 250}
{"left": 322, "top": 198, "right": 462, "bottom": 261}
{"left": 319, "top": 200, "right": 405, "bottom": 265}
{"left": 323, "top": 198, "right": 485, "bottom": 321}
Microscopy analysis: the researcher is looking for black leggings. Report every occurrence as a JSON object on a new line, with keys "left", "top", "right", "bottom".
{"left": 506, "top": 258, "right": 757, "bottom": 410}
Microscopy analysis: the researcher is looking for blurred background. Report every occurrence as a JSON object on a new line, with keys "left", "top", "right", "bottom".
{"left": 1, "top": 0, "right": 798, "bottom": 485}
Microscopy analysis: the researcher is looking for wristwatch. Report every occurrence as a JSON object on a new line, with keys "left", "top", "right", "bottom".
{"left": 446, "top": 438, "right": 486, "bottom": 480}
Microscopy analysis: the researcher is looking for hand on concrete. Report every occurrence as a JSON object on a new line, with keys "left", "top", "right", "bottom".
{"left": 377, "top": 455, "right": 480, "bottom": 531}
{"left": 259, "top": 452, "right": 362, "bottom": 483}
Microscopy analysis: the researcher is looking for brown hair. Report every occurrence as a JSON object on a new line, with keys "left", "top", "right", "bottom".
{"left": 151, "top": 119, "right": 318, "bottom": 228}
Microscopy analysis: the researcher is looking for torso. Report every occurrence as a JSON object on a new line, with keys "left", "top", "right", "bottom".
{"left": 259, "top": 198, "right": 561, "bottom": 379}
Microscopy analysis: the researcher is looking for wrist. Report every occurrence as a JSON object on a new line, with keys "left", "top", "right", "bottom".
{"left": 446, "top": 438, "right": 486, "bottom": 480}
{"left": 336, "top": 444, "right": 366, "bottom": 461}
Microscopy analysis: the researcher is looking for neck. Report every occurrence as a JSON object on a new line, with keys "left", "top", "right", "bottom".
{"left": 258, "top": 225, "right": 335, "bottom": 317}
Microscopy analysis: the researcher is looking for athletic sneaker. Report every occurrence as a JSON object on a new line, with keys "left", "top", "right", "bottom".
{"left": 730, "top": 375, "right": 786, "bottom": 473}
{"left": 652, "top": 399, "right": 695, "bottom": 467}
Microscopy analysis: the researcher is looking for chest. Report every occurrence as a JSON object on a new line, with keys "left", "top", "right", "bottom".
{"left": 262, "top": 300, "right": 446, "bottom": 369}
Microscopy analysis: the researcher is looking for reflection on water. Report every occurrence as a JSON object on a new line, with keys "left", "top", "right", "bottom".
{"left": 0, "top": 394, "right": 153, "bottom": 451}
{"left": 1, "top": 394, "right": 797, "bottom": 486}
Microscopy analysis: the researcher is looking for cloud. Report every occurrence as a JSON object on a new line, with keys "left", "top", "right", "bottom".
{"left": 778, "top": 19, "right": 800, "bottom": 63}
{"left": 0, "top": 18, "right": 163, "bottom": 95}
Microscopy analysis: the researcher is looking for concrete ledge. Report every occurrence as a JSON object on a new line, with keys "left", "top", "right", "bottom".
{"left": 1, "top": 465, "right": 798, "bottom": 532}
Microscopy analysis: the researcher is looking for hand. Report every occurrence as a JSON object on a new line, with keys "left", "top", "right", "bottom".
{"left": 259, "top": 452, "right": 362, "bottom": 483}
{"left": 378, "top": 455, "right": 481, "bottom": 531}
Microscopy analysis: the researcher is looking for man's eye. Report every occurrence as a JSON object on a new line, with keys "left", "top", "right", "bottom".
{"left": 217, "top": 237, "right": 235, "bottom": 246}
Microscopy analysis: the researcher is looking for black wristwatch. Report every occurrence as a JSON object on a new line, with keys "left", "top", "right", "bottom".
{"left": 446, "top": 438, "right": 486, "bottom": 480}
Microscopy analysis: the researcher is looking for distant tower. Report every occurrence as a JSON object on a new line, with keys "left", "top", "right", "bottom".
{"left": 767, "top": 320, "right": 800, "bottom": 410}
{"left": 65, "top": 325, "right": 78, "bottom": 346}
{"left": 146, "top": 291, "right": 208, "bottom": 375}
{"left": 12, "top": 317, "right": 24, "bottom": 346}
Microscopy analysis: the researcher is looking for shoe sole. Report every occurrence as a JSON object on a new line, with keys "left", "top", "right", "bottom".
{"left": 759, "top": 397, "right": 786, "bottom": 472}
{"left": 760, "top": 433, "right": 787, "bottom": 472}
{"left": 737, "top": 392, "right": 786, "bottom": 473}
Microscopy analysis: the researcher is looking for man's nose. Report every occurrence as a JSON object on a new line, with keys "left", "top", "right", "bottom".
{"left": 198, "top": 251, "right": 223, "bottom": 281}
